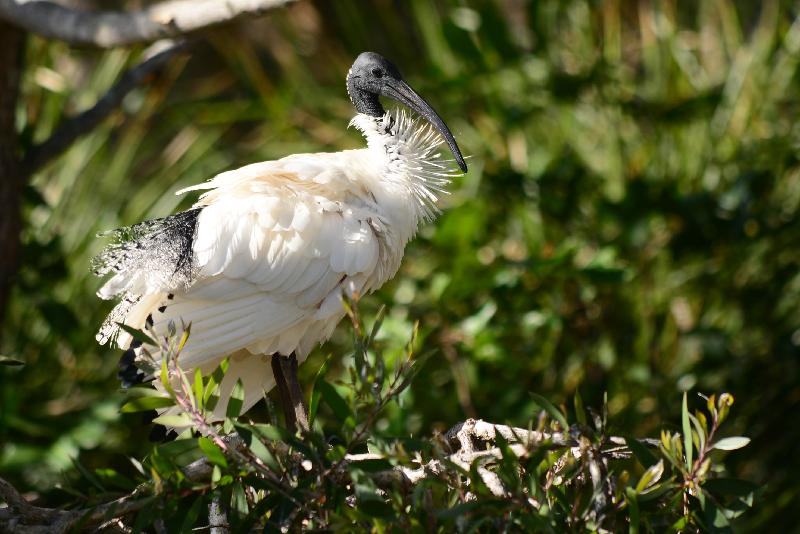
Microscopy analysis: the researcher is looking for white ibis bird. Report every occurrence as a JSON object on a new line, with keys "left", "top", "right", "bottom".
{"left": 94, "top": 52, "right": 467, "bottom": 431}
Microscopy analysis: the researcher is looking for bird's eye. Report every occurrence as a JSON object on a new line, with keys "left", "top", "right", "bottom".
{"left": 371, "top": 68, "right": 383, "bottom": 78}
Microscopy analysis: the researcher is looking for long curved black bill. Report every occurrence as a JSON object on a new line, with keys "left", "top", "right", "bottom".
{"left": 382, "top": 80, "right": 468, "bottom": 172}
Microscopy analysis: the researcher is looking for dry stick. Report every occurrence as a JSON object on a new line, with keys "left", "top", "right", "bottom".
{"left": 0, "top": 0, "right": 296, "bottom": 47}
{"left": 21, "top": 39, "right": 190, "bottom": 176}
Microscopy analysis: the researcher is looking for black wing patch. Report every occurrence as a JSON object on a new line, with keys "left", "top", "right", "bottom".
{"left": 92, "top": 208, "right": 201, "bottom": 294}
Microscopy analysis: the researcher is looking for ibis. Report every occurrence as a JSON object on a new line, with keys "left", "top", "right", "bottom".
{"left": 94, "top": 52, "right": 467, "bottom": 432}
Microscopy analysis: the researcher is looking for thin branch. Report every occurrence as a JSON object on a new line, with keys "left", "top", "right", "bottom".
{"left": 0, "top": 476, "right": 64, "bottom": 527}
{"left": 22, "top": 39, "right": 189, "bottom": 175}
{"left": 0, "top": 0, "right": 296, "bottom": 47}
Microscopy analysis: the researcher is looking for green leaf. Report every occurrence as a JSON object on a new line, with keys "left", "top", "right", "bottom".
{"left": 72, "top": 458, "right": 105, "bottom": 491}
{"left": 176, "top": 323, "right": 192, "bottom": 354}
{"left": 367, "top": 305, "right": 386, "bottom": 347}
{"left": 94, "top": 468, "right": 136, "bottom": 491}
{"left": 688, "top": 412, "right": 706, "bottom": 455}
{"left": 231, "top": 484, "right": 249, "bottom": 516}
{"left": 702, "top": 489, "right": 732, "bottom": 528}
{"left": 435, "top": 501, "right": 483, "bottom": 520}
{"left": 573, "top": 388, "right": 586, "bottom": 426}
{"left": 308, "top": 354, "right": 333, "bottom": 425}
{"left": 198, "top": 436, "right": 228, "bottom": 468}
{"left": 180, "top": 496, "right": 205, "bottom": 533}
{"left": 226, "top": 379, "right": 244, "bottom": 418}
{"left": 712, "top": 437, "right": 750, "bottom": 451}
{"left": 249, "top": 423, "right": 289, "bottom": 443}
{"left": 116, "top": 323, "right": 158, "bottom": 347}
{"left": 152, "top": 413, "right": 193, "bottom": 427}
{"left": 234, "top": 423, "right": 280, "bottom": 471}
{"left": 125, "top": 386, "right": 168, "bottom": 398}
{"left": 357, "top": 498, "right": 394, "bottom": 518}
{"left": 625, "top": 487, "right": 640, "bottom": 534}
{"left": 703, "top": 478, "right": 759, "bottom": 500}
{"left": 193, "top": 368, "right": 204, "bottom": 411}
{"left": 160, "top": 358, "right": 170, "bottom": 392}
{"left": 529, "top": 392, "right": 568, "bottom": 430}
{"left": 626, "top": 437, "right": 658, "bottom": 468}
{"left": 204, "top": 358, "right": 228, "bottom": 405}
{"left": 120, "top": 396, "right": 175, "bottom": 412}
{"left": 318, "top": 381, "right": 352, "bottom": 424}
{"left": 635, "top": 459, "right": 664, "bottom": 494}
{"left": 347, "top": 457, "right": 394, "bottom": 473}
{"left": 212, "top": 465, "right": 221, "bottom": 485}
{"left": 0, "top": 355, "right": 24, "bottom": 366}
{"left": 637, "top": 481, "right": 677, "bottom": 502}
{"left": 682, "top": 392, "right": 692, "bottom": 470}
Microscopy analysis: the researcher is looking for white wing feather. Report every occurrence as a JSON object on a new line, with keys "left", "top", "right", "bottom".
{"left": 114, "top": 152, "right": 396, "bottom": 416}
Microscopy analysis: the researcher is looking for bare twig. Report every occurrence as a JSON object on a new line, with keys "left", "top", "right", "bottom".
{"left": 0, "top": 0, "right": 296, "bottom": 47}
{"left": 22, "top": 39, "right": 189, "bottom": 175}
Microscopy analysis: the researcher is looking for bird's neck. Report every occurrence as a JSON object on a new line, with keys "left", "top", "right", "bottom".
{"left": 350, "top": 110, "right": 457, "bottom": 231}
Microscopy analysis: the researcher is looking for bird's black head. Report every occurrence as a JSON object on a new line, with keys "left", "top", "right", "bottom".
{"left": 347, "top": 52, "right": 467, "bottom": 172}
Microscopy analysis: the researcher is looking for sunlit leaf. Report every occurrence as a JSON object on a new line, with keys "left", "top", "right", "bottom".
{"left": 712, "top": 437, "right": 750, "bottom": 451}
{"left": 116, "top": 323, "right": 158, "bottom": 347}
{"left": 120, "top": 396, "right": 175, "bottom": 412}
{"left": 0, "top": 355, "right": 24, "bottom": 366}
{"left": 635, "top": 460, "right": 664, "bottom": 494}
{"left": 198, "top": 436, "right": 228, "bottom": 468}
{"left": 151, "top": 413, "right": 193, "bottom": 427}
{"left": 193, "top": 368, "right": 204, "bottom": 411}
{"left": 226, "top": 379, "right": 245, "bottom": 418}
{"left": 682, "top": 392, "right": 692, "bottom": 470}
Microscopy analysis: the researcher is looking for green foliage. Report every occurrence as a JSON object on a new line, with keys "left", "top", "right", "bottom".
{"left": 1, "top": 0, "right": 796, "bottom": 529}
{"left": 63, "top": 309, "right": 753, "bottom": 531}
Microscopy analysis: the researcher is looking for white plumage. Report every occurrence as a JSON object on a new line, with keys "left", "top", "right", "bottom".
{"left": 95, "top": 108, "right": 462, "bottom": 418}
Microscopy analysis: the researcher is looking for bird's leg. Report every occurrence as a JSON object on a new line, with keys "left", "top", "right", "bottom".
{"left": 271, "top": 353, "right": 310, "bottom": 434}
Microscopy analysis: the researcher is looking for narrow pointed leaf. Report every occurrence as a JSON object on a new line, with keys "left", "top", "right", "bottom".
{"left": 0, "top": 355, "right": 24, "bottom": 366}
{"left": 152, "top": 413, "right": 193, "bottom": 427}
{"left": 193, "top": 368, "right": 204, "bottom": 411}
{"left": 198, "top": 436, "right": 228, "bottom": 468}
{"left": 121, "top": 396, "right": 175, "bottom": 412}
{"left": 626, "top": 437, "right": 658, "bottom": 468}
{"left": 635, "top": 460, "right": 664, "bottom": 493}
{"left": 116, "top": 323, "right": 158, "bottom": 347}
{"left": 712, "top": 437, "right": 750, "bottom": 451}
{"left": 529, "top": 392, "right": 569, "bottom": 430}
{"left": 682, "top": 392, "right": 693, "bottom": 469}
{"left": 318, "top": 381, "right": 352, "bottom": 424}
{"left": 573, "top": 388, "right": 586, "bottom": 426}
{"left": 226, "top": 379, "right": 245, "bottom": 418}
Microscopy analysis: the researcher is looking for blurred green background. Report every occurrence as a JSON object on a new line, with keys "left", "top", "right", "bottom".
{"left": 1, "top": 0, "right": 798, "bottom": 529}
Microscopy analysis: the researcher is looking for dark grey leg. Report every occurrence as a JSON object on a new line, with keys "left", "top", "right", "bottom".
{"left": 271, "top": 353, "right": 310, "bottom": 433}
